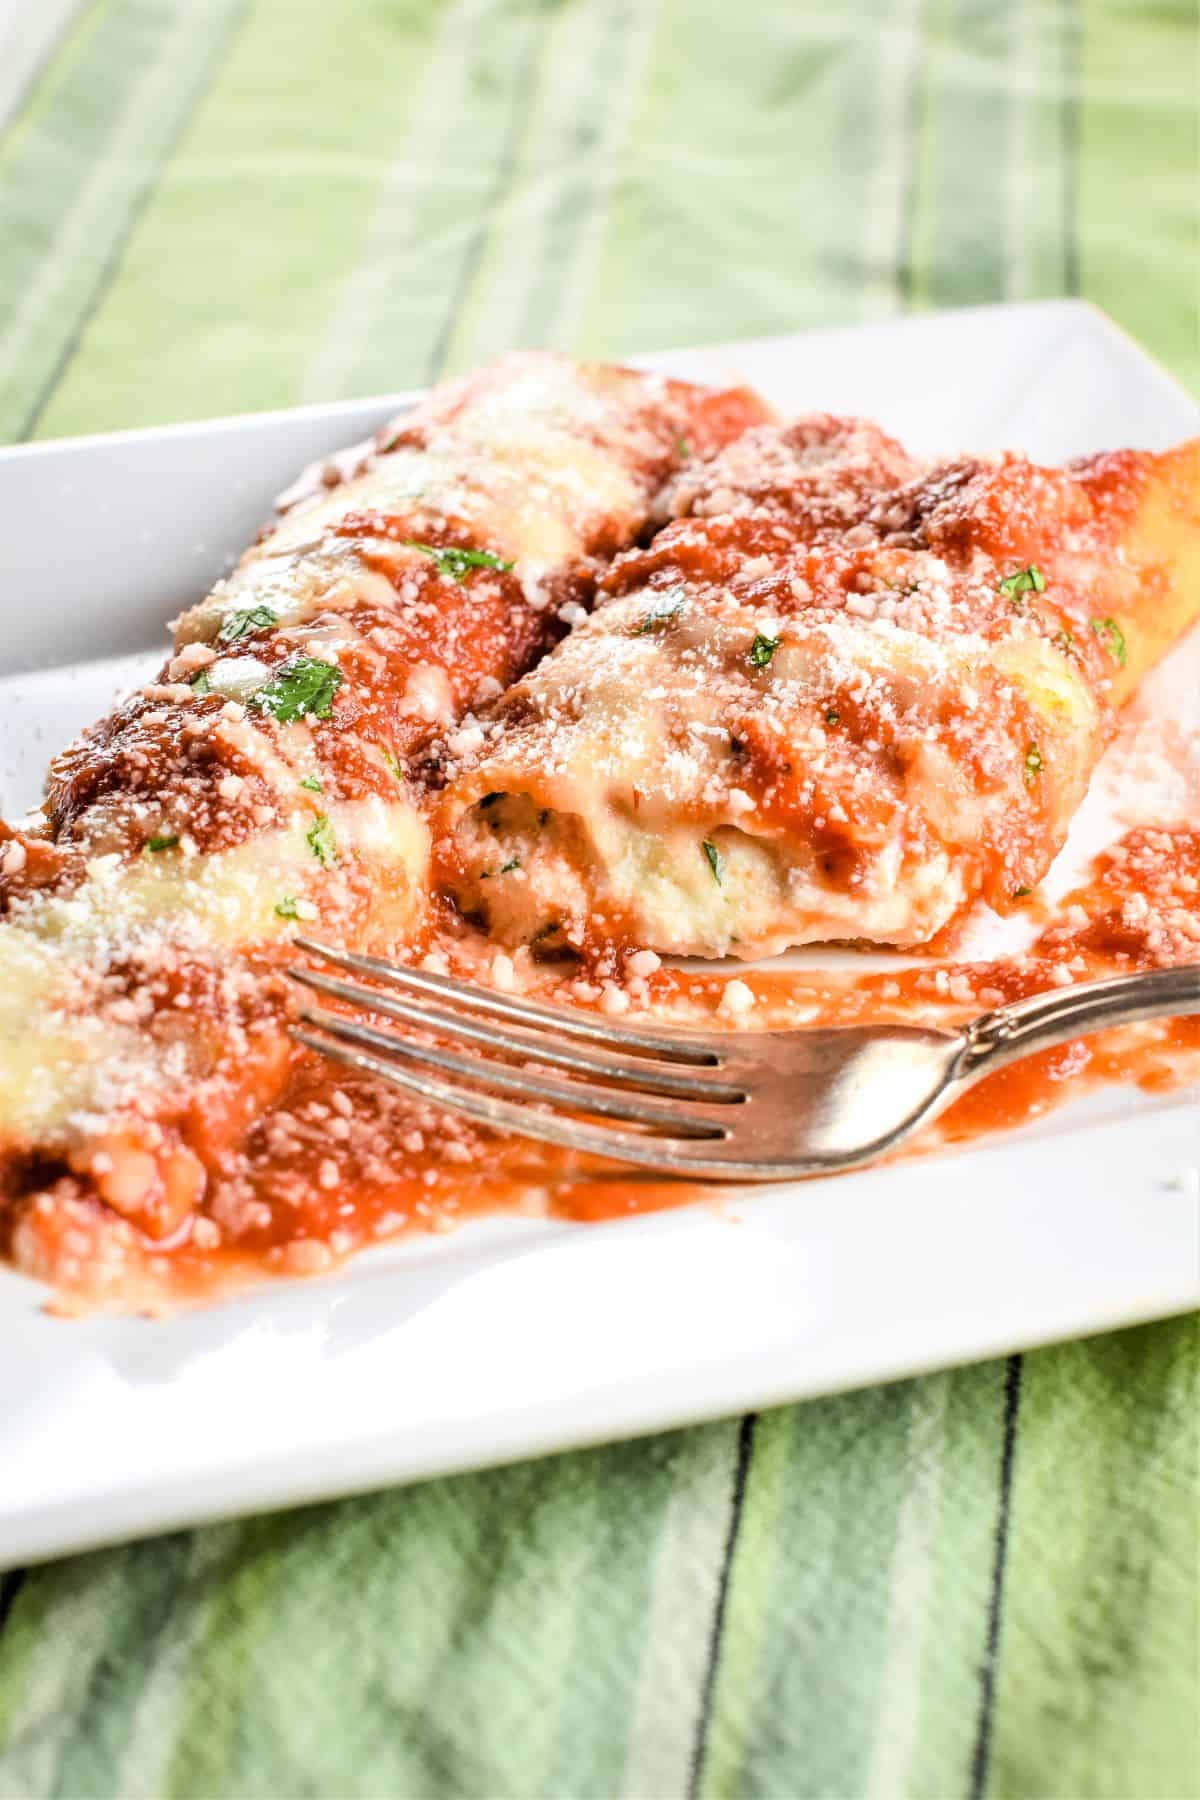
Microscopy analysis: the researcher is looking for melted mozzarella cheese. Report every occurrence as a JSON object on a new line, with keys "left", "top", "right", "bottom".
{"left": 0, "top": 798, "right": 428, "bottom": 1146}
{"left": 442, "top": 586, "right": 1102, "bottom": 958}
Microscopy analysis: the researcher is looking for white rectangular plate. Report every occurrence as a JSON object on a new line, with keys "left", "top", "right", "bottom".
{"left": 1, "top": 301, "right": 1198, "bottom": 1569}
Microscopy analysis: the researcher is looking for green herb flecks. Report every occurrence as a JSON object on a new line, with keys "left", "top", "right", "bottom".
{"left": 381, "top": 746, "right": 404, "bottom": 783}
{"left": 250, "top": 656, "right": 343, "bottom": 724}
{"left": 749, "top": 632, "right": 781, "bottom": 669}
{"left": 275, "top": 896, "right": 301, "bottom": 919}
{"left": 1023, "top": 743, "right": 1044, "bottom": 787}
{"left": 676, "top": 437, "right": 691, "bottom": 459}
{"left": 702, "top": 839, "right": 724, "bottom": 886}
{"left": 631, "top": 586, "right": 686, "bottom": 636}
{"left": 404, "top": 542, "right": 514, "bottom": 583}
{"left": 1090, "top": 616, "right": 1127, "bottom": 668}
{"left": 825, "top": 708, "right": 840, "bottom": 727}
{"left": 998, "top": 565, "right": 1047, "bottom": 608}
{"left": 218, "top": 604, "right": 277, "bottom": 645}
{"left": 190, "top": 669, "right": 213, "bottom": 696}
{"left": 145, "top": 833, "right": 179, "bottom": 853}
{"left": 299, "top": 774, "right": 323, "bottom": 793}
{"left": 1012, "top": 885, "right": 1032, "bottom": 899}
{"left": 306, "top": 813, "right": 337, "bottom": 867}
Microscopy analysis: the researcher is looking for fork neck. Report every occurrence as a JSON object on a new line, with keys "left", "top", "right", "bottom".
{"left": 958, "top": 963, "right": 1200, "bottom": 1076}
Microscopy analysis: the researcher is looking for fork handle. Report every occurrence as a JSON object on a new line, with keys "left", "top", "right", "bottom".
{"left": 960, "top": 963, "right": 1200, "bottom": 1075}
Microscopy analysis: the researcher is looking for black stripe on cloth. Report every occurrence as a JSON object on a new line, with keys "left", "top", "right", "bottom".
{"left": 688, "top": 1411, "right": 758, "bottom": 1800}
{"left": 969, "top": 1353, "right": 1024, "bottom": 1800}
{"left": 19, "top": 0, "right": 252, "bottom": 441}
{"left": 49, "top": 1533, "right": 197, "bottom": 1790}
{"left": 424, "top": 3, "right": 552, "bottom": 383}
{"left": 0, "top": 1568, "right": 25, "bottom": 1638}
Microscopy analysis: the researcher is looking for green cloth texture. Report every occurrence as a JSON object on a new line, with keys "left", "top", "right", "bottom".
{"left": 0, "top": 0, "right": 1196, "bottom": 1794}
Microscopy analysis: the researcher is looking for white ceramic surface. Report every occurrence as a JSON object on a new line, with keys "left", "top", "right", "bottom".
{"left": 1, "top": 301, "right": 1197, "bottom": 1569}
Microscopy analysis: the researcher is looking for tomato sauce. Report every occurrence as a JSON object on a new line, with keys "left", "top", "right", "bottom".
{"left": 11, "top": 818, "right": 1196, "bottom": 1314}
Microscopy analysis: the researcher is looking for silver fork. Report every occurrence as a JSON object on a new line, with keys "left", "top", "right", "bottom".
{"left": 288, "top": 941, "right": 1200, "bottom": 1180}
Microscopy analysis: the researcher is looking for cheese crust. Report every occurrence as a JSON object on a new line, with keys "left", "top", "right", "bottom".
{"left": 440, "top": 425, "right": 1200, "bottom": 958}
{"left": 0, "top": 354, "right": 770, "bottom": 1245}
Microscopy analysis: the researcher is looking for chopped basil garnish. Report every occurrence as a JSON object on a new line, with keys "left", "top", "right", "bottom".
{"left": 306, "top": 813, "right": 337, "bottom": 867}
{"left": 998, "top": 565, "right": 1047, "bottom": 607}
{"left": 275, "top": 895, "right": 301, "bottom": 918}
{"left": 500, "top": 858, "right": 521, "bottom": 874}
{"left": 1023, "top": 743, "right": 1044, "bottom": 786}
{"left": 1090, "top": 616, "right": 1127, "bottom": 667}
{"left": 403, "top": 542, "right": 515, "bottom": 583}
{"left": 251, "top": 656, "right": 343, "bottom": 724}
{"left": 631, "top": 586, "right": 686, "bottom": 635}
{"left": 145, "top": 833, "right": 178, "bottom": 853}
{"left": 1013, "top": 885, "right": 1032, "bottom": 899}
{"left": 676, "top": 437, "right": 691, "bottom": 458}
{"left": 299, "top": 774, "right": 323, "bottom": 793}
{"left": 749, "top": 632, "right": 781, "bottom": 669}
{"left": 702, "top": 839, "right": 724, "bottom": 885}
{"left": 218, "top": 604, "right": 277, "bottom": 645}
{"left": 825, "top": 708, "right": 840, "bottom": 727}
{"left": 190, "top": 669, "right": 213, "bottom": 696}
{"left": 381, "top": 746, "right": 404, "bottom": 782}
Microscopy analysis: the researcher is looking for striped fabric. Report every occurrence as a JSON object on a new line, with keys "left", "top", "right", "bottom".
{"left": 0, "top": 1, "right": 1196, "bottom": 1794}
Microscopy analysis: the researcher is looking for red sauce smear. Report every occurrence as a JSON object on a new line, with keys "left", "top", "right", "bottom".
{"left": 14, "top": 823, "right": 1199, "bottom": 1313}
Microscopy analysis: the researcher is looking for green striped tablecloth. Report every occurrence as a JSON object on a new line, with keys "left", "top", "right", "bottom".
{"left": 0, "top": 3, "right": 1196, "bottom": 1795}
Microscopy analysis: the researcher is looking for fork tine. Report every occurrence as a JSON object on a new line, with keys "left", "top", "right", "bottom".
{"left": 292, "top": 937, "right": 722, "bottom": 1065}
{"left": 292, "top": 1028, "right": 728, "bottom": 1172}
{"left": 298, "top": 1008, "right": 727, "bottom": 1134}
{"left": 288, "top": 967, "right": 745, "bottom": 1103}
